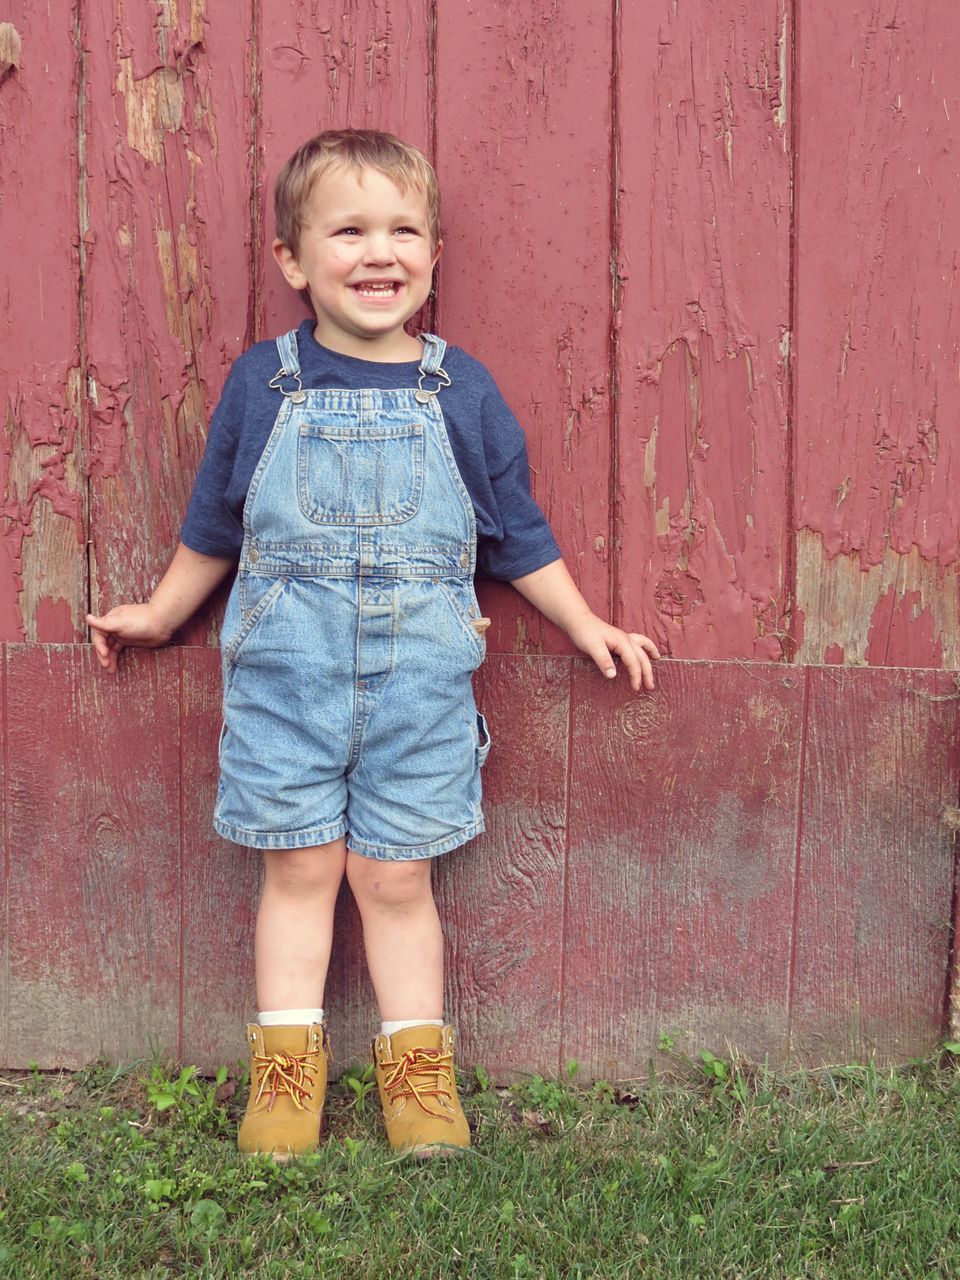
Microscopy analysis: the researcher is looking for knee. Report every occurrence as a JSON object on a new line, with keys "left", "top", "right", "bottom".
{"left": 263, "top": 842, "right": 346, "bottom": 896}
{"left": 346, "top": 854, "right": 433, "bottom": 912}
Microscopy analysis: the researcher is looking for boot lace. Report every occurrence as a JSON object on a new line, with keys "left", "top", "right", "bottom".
{"left": 252, "top": 1050, "right": 320, "bottom": 1112}
{"left": 381, "top": 1046, "right": 456, "bottom": 1122}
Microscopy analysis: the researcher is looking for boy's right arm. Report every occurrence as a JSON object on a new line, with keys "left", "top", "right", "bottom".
{"left": 86, "top": 541, "right": 236, "bottom": 673}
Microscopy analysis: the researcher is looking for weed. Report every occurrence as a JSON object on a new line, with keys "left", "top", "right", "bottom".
{"left": 339, "top": 1060, "right": 377, "bottom": 1113}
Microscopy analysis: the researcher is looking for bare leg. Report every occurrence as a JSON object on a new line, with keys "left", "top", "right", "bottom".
{"left": 345, "top": 851, "right": 443, "bottom": 1020}
{"left": 255, "top": 838, "right": 348, "bottom": 1011}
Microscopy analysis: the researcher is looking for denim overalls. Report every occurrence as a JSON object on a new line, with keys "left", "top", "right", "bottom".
{"left": 215, "top": 330, "right": 491, "bottom": 859}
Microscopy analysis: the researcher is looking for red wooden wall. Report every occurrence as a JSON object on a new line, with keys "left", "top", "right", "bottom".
{"left": 0, "top": 1, "right": 957, "bottom": 1074}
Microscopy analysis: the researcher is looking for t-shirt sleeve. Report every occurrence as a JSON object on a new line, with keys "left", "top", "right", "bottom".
{"left": 477, "top": 377, "right": 562, "bottom": 581}
{"left": 180, "top": 362, "right": 246, "bottom": 558}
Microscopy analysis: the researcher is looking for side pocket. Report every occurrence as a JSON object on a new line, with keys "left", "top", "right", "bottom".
{"left": 223, "top": 576, "right": 289, "bottom": 667}
{"left": 438, "top": 579, "right": 487, "bottom": 668}
{"left": 476, "top": 712, "right": 492, "bottom": 768}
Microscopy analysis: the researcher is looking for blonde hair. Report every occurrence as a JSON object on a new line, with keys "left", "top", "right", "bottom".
{"left": 274, "top": 129, "right": 441, "bottom": 252}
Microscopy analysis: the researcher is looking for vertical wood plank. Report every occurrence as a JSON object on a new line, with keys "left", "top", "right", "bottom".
{"left": 794, "top": 1, "right": 960, "bottom": 667}
{"left": 6, "top": 646, "right": 181, "bottom": 1067}
{"left": 434, "top": 656, "right": 569, "bottom": 1079}
{"left": 83, "top": 0, "right": 255, "bottom": 641}
{"left": 0, "top": 6, "right": 86, "bottom": 641}
{"left": 180, "top": 647, "right": 260, "bottom": 1071}
{"left": 790, "top": 667, "right": 960, "bottom": 1063}
{"left": 565, "top": 660, "right": 803, "bottom": 1079}
{"left": 436, "top": 0, "right": 614, "bottom": 655}
{"left": 258, "top": 0, "right": 433, "bottom": 336}
{"left": 0, "top": 643, "right": 8, "bottom": 1063}
{"left": 615, "top": 1, "right": 793, "bottom": 660}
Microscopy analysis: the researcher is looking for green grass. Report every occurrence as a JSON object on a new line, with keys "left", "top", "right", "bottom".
{"left": 2, "top": 1046, "right": 960, "bottom": 1279}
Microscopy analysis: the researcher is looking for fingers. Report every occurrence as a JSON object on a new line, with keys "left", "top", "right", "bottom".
{"left": 85, "top": 612, "right": 122, "bottom": 674}
{"left": 596, "top": 630, "right": 659, "bottom": 693}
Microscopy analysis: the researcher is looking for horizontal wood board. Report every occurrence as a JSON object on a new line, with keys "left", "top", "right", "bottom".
{"left": 789, "top": 666, "right": 960, "bottom": 1063}
{"left": 2, "top": 646, "right": 957, "bottom": 1076}
{"left": 4, "top": 645, "right": 182, "bottom": 1067}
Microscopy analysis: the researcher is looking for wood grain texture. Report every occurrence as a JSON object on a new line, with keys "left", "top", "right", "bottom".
{"left": 794, "top": 1, "right": 960, "bottom": 667}
{"left": 615, "top": 0, "right": 793, "bottom": 662}
{"left": 790, "top": 666, "right": 960, "bottom": 1063}
{"left": 564, "top": 659, "right": 804, "bottom": 1079}
{"left": 0, "top": 4, "right": 86, "bottom": 642}
{"left": 5, "top": 645, "right": 181, "bottom": 1068}
{"left": 436, "top": 0, "right": 614, "bottom": 655}
{"left": 179, "top": 646, "right": 260, "bottom": 1071}
{"left": 0, "top": 645, "right": 7, "bottom": 1063}
{"left": 83, "top": 0, "right": 254, "bottom": 643}
{"left": 434, "top": 656, "right": 570, "bottom": 1080}
{"left": 258, "top": 0, "right": 432, "bottom": 337}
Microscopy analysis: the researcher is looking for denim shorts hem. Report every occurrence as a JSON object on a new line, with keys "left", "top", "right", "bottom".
{"left": 347, "top": 818, "right": 485, "bottom": 862}
{"left": 214, "top": 816, "right": 348, "bottom": 850}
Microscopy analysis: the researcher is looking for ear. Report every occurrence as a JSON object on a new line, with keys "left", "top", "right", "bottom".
{"left": 431, "top": 238, "right": 443, "bottom": 269}
{"left": 273, "top": 239, "right": 308, "bottom": 291}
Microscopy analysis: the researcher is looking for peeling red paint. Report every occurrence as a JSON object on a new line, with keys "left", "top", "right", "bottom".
{"left": 823, "top": 643, "right": 844, "bottom": 665}
{"left": 437, "top": 0, "right": 614, "bottom": 652}
{"left": 84, "top": 0, "right": 254, "bottom": 621}
{"left": 33, "top": 596, "right": 75, "bottom": 641}
{"left": 615, "top": 2, "right": 792, "bottom": 660}
{"left": 795, "top": 0, "right": 960, "bottom": 664}
{"left": 865, "top": 587, "right": 943, "bottom": 669}
{"left": 0, "top": 2, "right": 84, "bottom": 640}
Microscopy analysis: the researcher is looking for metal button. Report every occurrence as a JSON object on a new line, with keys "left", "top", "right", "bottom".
{"left": 290, "top": 391, "right": 306, "bottom": 404}
{"left": 460, "top": 552, "right": 469, "bottom": 568}
{"left": 248, "top": 548, "right": 259, "bottom": 563}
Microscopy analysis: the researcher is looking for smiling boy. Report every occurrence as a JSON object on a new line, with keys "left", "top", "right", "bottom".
{"left": 87, "top": 130, "right": 659, "bottom": 1160}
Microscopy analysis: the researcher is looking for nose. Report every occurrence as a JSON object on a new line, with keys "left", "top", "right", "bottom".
{"left": 362, "top": 231, "right": 397, "bottom": 266}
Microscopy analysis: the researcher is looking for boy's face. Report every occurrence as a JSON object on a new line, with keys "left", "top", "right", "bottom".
{"left": 273, "top": 164, "right": 441, "bottom": 359}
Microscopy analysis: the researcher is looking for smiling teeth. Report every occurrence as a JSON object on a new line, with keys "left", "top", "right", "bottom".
{"left": 356, "top": 284, "right": 398, "bottom": 296}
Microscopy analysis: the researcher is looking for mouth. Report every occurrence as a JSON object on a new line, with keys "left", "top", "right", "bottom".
{"left": 350, "top": 280, "right": 403, "bottom": 299}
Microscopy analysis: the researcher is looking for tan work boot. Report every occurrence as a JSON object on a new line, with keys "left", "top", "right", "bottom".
{"left": 373, "top": 1024, "right": 471, "bottom": 1158}
{"left": 238, "top": 1022, "right": 329, "bottom": 1160}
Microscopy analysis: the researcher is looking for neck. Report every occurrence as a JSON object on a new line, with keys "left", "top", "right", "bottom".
{"left": 311, "top": 324, "right": 423, "bottom": 362}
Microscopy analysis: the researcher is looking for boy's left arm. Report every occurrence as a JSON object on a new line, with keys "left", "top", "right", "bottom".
{"left": 510, "top": 559, "right": 660, "bottom": 692}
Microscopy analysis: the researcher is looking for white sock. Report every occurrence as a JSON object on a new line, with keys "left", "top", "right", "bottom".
{"left": 258, "top": 1007, "right": 324, "bottom": 1026}
{"left": 380, "top": 1018, "right": 444, "bottom": 1036}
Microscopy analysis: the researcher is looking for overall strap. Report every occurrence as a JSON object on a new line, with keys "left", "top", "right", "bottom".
{"left": 269, "top": 330, "right": 305, "bottom": 401}
{"left": 416, "top": 332, "right": 451, "bottom": 402}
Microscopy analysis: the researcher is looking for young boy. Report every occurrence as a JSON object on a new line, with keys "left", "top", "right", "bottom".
{"left": 87, "top": 130, "right": 659, "bottom": 1160}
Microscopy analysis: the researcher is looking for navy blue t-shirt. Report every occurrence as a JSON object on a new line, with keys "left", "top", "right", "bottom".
{"left": 181, "top": 321, "right": 561, "bottom": 581}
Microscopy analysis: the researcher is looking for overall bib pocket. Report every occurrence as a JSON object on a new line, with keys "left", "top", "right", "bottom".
{"left": 297, "top": 413, "right": 424, "bottom": 525}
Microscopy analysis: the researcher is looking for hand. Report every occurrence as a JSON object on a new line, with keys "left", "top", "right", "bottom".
{"left": 85, "top": 604, "right": 174, "bottom": 674}
{"left": 567, "top": 613, "right": 661, "bottom": 693}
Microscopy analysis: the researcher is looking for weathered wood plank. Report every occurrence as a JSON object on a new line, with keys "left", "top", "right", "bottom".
{"left": 794, "top": 1, "right": 960, "bottom": 667}
{"left": 434, "top": 656, "right": 569, "bottom": 1080}
{"left": 436, "top": 0, "right": 614, "bottom": 655}
{"left": 5, "top": 645, "right": 181, "bottom": 1068}
{"left": 564, "top": 660, "right": 804, "bottom": 1079}
{"left": 615, "top": 1, "right": 793, "bottom": 661}
{"left": 790, "top": 667, "right": 960, "bottom": 1063}
{"left": 0, "top": 7, "right": 85, "bottom": 641}
{"left": 83, "top": 0, "right": 255, "bottom": 643}
{"left": 0, "top": 644, "right": 7, "bottom": 1063}
{"left": 258, "top": 0, "right": 432, "bottom": 336}
{"left": 180, "top": 646, "right": 260, "bottom": 1071}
